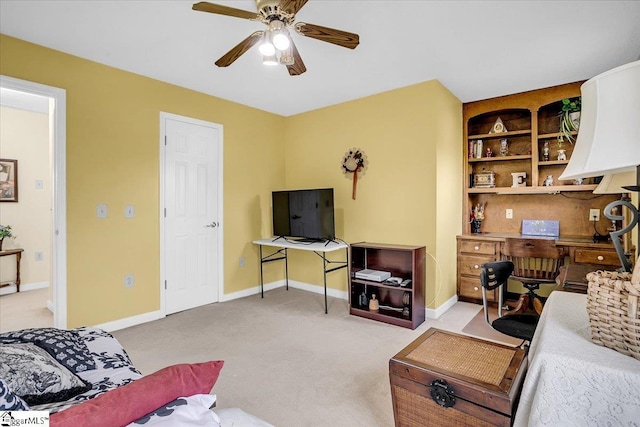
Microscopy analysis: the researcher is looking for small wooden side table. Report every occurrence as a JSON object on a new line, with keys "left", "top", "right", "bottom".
{"left": 555, "top": 264, "right": 610, "bottom": 294}
{"left": 0, "top": 248, "right": 24, "bottom": 292}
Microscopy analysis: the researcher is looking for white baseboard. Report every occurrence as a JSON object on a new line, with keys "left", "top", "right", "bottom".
{"left": 219, "top": 280, "right": 286, "bottom": 302}
{"left": 286, "top": 280, "right": 349, "bottom": 300}
{"left": 220, "top": 280, "right": 348, "bottom": 302}
{"left": 92, "top": 285, "right": 454, "bottom": 332}
{"left": 426, "top": 294, "right": 458, "bottom": 319}
{"left": 94, "top": 310, "right": 165, "bottom": 333}
{"left": 0, "top": 281, "right": 49, "bottom": 296}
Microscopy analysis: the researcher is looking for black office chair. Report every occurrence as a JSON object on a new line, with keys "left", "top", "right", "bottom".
{"left": 480, "top": 261, "right": 539, "bottom": 342}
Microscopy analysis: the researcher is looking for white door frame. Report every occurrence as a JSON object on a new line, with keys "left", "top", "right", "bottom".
{"left": 159, "top": 112, "right": 224, "bottom": 315}
{"left": 0, "top": 75, "right": 67, "bottom": 329}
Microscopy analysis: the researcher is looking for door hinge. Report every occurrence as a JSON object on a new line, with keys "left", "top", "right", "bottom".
{"left": 164, "top": 280, "right": 167, "bottom": 290}
{"left": 164, "top": 135, "right": 167, "bottom": 146}
{"left": 164, "top": 208, "right": 166, "bottom": 217}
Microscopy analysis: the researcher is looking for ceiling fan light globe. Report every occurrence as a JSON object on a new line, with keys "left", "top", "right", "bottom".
{"left": 258, "top": 41, "right": 276, "bottom": 56}
{"left": 280, "top": 53, "right": 294, "bottom": 65}
{"left": 262, "top": 55, "right": 278, "bottom": 66}
{"left": 273, "top": 33, "right": 290, "bottom": 51}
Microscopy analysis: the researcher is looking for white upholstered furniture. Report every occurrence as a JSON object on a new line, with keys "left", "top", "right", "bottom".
{"left": 514, "top": 291, "right": 640, "bottom": 426}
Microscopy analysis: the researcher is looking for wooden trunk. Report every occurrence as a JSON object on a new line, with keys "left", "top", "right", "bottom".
{"left": 389, "top": 329, "right": 527, "bottom": 426}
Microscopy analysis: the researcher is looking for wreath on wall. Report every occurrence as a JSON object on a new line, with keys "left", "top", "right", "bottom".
{"left": 342, "top": 148, "right": 368, "bottom": 200}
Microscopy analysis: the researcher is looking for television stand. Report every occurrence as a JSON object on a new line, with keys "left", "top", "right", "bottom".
{"left": 252, "top": 238, "right": 349, "bottom": 313}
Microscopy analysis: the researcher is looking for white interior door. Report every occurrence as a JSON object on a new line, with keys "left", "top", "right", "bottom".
{"left": 162, "top": 114, "right": 222, "bottom": 315}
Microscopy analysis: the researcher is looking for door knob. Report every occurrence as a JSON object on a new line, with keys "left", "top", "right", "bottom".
{"left": 205, "top": 222, "right": 218, "bottom": 228}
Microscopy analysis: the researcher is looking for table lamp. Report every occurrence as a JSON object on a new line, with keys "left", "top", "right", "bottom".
{"left": 593, "top": 171, "right": 638, "bottom": 259}
{"left": 559, "top": 60, "right": 640, "bottom": 271}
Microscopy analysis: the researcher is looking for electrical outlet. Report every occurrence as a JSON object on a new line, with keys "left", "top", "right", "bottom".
{"left": 239, "top": 257, "right": 245, "bottom": 268}
{"left": 35, "top": 251, "right": 44, "bottom": 261}
{"left": 97, "top": 204, "right": 108, "bottom": 219}
{"left": 589, "top": 208, "right": 600, "bottom": 221}
{"left": 124, "top": 274, "right": 135, "bottom": 288}
{"left": 506, "top": 209, "right": 513, "bottom": 219}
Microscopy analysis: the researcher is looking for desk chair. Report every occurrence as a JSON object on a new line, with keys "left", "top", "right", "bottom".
{"left": 502, "top": 237, "right": 566, "bottom": 315}
{"left": 480, "top": 261, "right": 539, "bottom": 342}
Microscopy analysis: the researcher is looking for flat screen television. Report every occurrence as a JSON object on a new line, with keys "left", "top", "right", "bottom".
{"left": 272, "top": 188, "right": 335, "bottom": 241}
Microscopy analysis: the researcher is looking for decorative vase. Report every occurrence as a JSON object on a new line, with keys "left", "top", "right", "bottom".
{"left": 542, "top": 141, "right": 550, "bottom": 161}
{"left": 470, "top": 220, "right": 482, "bottom": 234}
{"left": 369, "top": 294, "right": 379, "bottom": 311}
{"left": 569, "top": 111, "right": 581, "bottom": 130}
{"left": 358, "top": 290, "right": 368, "bottom": 308}
{"left": 499, "top": 139, "right": 509, "bottom": 156}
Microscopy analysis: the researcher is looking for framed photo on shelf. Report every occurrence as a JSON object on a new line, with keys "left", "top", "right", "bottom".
{"left": 0, "top": 159, "right": 18, "bottom": 202}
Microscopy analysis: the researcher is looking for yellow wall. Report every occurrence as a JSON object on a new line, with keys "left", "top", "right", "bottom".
{"left": 1, "top": 33, "right": 463, "bottom": 327}
{"left": 280, "top": 81, "right": 462, "bottom": 307}
{"left": 0, "top": 34, "right": 286, "bottom": 327}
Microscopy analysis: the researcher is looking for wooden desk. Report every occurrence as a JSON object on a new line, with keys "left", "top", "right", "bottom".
{"left": 0, "top": 248, "right": 24, "bottom": 292}
{"left": 456, "top": 233, "right": 626, "bottom": 303}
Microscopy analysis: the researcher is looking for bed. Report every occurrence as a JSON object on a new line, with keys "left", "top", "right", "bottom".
{"left": 0, "top": 326, "right": 272, "bottom": 426}
{"left": 514, "top": 291, "right": 640, "bottom": 426}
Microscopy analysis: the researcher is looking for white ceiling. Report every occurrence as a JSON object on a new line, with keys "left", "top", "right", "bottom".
{"left": 1, "top": 1, "right": 639, "bottom": 117}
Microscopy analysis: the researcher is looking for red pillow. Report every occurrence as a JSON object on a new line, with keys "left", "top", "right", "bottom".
{"left": 50, "top": 361, "right": 224, "bottom": 427}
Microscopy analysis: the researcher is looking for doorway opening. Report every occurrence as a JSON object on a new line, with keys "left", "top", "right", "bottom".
{"left": 0, "top": 75, "right": 67, "bottom": 330}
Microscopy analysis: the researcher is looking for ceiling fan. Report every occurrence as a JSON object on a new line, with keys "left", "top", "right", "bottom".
{"left": 192, "top": 0, "right": 360, "bottom": 76}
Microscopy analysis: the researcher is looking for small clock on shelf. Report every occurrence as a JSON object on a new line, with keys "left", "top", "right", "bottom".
{"left": 489, "top": 117, "right": 507, "bottom": 134}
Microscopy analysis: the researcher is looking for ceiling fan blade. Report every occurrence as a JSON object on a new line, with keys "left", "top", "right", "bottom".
{"left": 215, "top": 31, "right": 263, "bottom": 67}
{"left": 192, "top": 2, "right": 260, "bottom": 21}
{"left": 286, "top": 39, "right": 307, "bottom": 76}
{"left": 279, "top": 0, "right": 308, "bottom": 15}
{"left": 294, "top": 22, "right": 359, "bottom": 49}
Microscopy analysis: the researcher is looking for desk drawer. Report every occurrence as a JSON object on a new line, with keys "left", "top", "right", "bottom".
{"left": 459, "top": 276, "right": 496, "bottom": 301}
{"left": 459, "top": 241, "right": 497, "bottom": 255}
{"left": 574, "top": 249, "right": 620, "bottom": 267}
{"left": 458, "top": 255, "right": 496, "bottom": 277}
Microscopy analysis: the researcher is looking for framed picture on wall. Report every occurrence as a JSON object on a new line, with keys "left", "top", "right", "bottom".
{"left": 0, "top": 159, "right": 18, "bottom": 202}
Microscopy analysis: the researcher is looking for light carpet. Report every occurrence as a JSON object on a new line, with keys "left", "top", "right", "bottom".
{"left": 113, "top": 287, "right": 493, "bottom": 427}
{"left": 461, "top": 308, "right": 523, "bottom": 347}
{"left": 0, "top": 288, "right": 52, "bottom": 333}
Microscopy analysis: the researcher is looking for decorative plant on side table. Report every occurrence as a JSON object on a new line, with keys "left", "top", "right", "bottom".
{"left": 558, "top": 97, "right": 581, "bottom": 146}
{"left": 0, "top": 224, "right": 15, "bottom": 251}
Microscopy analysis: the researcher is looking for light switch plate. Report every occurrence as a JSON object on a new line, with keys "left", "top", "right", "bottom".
{"left": 125, "top": 205, "right": 135, "bottom": 219}
{"left": 97, "top": 204, "right": 108, "bottom": 219}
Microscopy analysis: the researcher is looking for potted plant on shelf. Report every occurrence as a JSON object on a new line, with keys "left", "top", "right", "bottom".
{"left": 558, "top": 97, "right": 581, "bottom": 146}
{"left": 0, "top": 224, "right": 15, "bottom": 251}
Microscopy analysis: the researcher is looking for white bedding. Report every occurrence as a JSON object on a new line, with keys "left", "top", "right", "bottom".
{"left": 514, "top": 291, "right": 640, "bottom": 426}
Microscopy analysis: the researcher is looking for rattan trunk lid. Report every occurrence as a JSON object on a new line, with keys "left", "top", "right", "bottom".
{"left": 389, "top": 328, "right": 527, "bottom": 426}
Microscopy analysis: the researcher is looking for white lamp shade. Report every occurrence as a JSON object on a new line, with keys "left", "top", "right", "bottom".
{"left": 593, "top": 171, "right": 636, "bottom": 194}
{"left": 559, "top": 60, "right": 640, "bottom": 180}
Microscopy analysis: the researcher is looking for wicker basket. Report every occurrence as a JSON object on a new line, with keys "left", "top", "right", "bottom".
{"left": 586, "top": 269, "right": 640, "bottom": 360}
